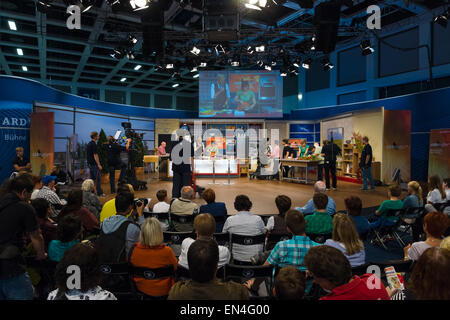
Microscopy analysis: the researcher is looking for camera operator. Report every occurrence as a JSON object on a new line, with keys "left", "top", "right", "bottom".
{"left": 104, "top": 136, "right": 127, "bottom": 194}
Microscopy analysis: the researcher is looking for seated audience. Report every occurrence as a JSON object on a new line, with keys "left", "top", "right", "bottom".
{"left": 99, "top": 184, "right": 134, "bottom": 223}
{"left": 199, "top": 188, "right": 228, "bottom": 233}
{"left": 129, "top": 218, "right": 178, "bottom": 298}
{"left": 294, "top": 181, "right": 336, "bottom": 215}
{"left": 402, "top": 181, "right": 423, "bottom": 209}
{"left": 50, "top": 165, "right": 67, "bottom": 184}
{"left": 31, "top": 198, "right": 57, "bottom": 248}
{"left": 370, "top": 184, "right": 403, "bottom": 229}
{"left": 30, "top": 175, "right": 42, "bottom": 200}
{"left": 324, "top": 213, "right": 365, "bottom": 267}
{"left": 425, "top": 175, "right": 447, "bottom": 213}
{"left": 168, "top": 239, "right": 249, "bottom": 300}
{"left": 96, "top": 191, "right": 145, "bottom": 262}
{"left": 265, "top": 195, "right": 291, "bottom": 251}
{"left": 35, "top": 175, "right": 64, "bottom": 218}
{"left": 404, "top": 211, "right": 449, "bottom": 261}
{"left": 58, "top": 190, "right": 99, "bottom": 232}
{"left": 170, "top": 186, "right": 199, "bottom": 232}
{"left": 222, "top": 195, "right": 265, "bottom": 263}
{"left": 178, "top": 213, "right": 230, "bottom": 269}
{"left": 81, "top": 179, "right": 102, "bottom": 222}
{"left": 344, "top": 196, "right": 370, "bottom": 237}
{"left": 48, "top": 242, "right": 116, "bottom": 300}
{"left": 0, "top": 174, "right": 46, "bottom": 300}
{"left": 390, "top": 247, "right": 450, "bottom": 300}
{"left": 153, "top": 189, "right": 170, "bottom": 231}
{"left": 304, "top": 245, "right": 389, "bottom": 300}
{"left": 48, "top": 214, "right": 82, "bottom": 262}
{"left": 273, "top": 266, "right": 306, "bottom": 300}
{"left": 305, "top": 193, "right": 333, "bottom": 235}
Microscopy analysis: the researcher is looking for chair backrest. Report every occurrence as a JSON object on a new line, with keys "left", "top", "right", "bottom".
{"left": 176, "top": 265, "right": 225, "bottom": 281}
{"left": 212, "top": 232, "right": 230, "bottom": 246}
{"left": 306, "top": 233, "right": 332, "bottom": 244}
{"left": 170, "top": 213, "right": 195, "bottom": 224}
{"left": 230, "top": 233, "right": 266, "bottom": 246}
{"left": 385, "top": 209, "right": 403, "bottom": 218}
{"left": 131, "top": 265, "right": 175, "bottom": 281}
{"left": 99, "top": 262, "right": 135, "bottom": 299}
{"left": 265, "top": 233, "right": 292, "bottom": 251}
{"left": 100, "top": 262, "right": 130, "bottom": 276}
{"left": 224, "top": 264, "right": 275, "bottom": 298}
{"left": 152, "top": 211, "right": 169, "bottom": 221}
{"left": 163, "top": 231, "right": 195, "bottom": 245}
{"left": 402, "top": 207, "right": 423, "bottom": 218}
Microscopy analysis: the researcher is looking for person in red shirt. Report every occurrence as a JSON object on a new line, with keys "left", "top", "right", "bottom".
{"left": 158, "top": 141, "right": 167, "bottom": 156}
{"left": 304, "top": 245, "right": 389, "bottom": 300}
{"left": 58, "top": 189, "right": 99, "bottom": 233}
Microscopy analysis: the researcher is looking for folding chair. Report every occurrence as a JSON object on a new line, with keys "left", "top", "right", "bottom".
{"left": 99, "top": 262, "right": 135, "bottom": 300}
{"left": 176, "top": 265, "right": 225, "bottom": 282}
{"left": 399, "top": 207, "right": 424, "bottom": 235}
{"left": 229, "top": 233, "right": 266, "bottom": 264}
{"left": 265, "top": 233, "right": 292, "bottom": 251}
{"left": 370, "top": 209, "right": 406, "bottom": 250}
{"left": 163, "top": 231, "right": 195, "bottom": 245}
{"left": 224, "top": 264, "right": 275, "bottom": 300}
{"left": 306, "top": 233, "right": 332, "bottom": 244}
{"left": 130, "top": 265, "right": 175, "bottom": 299}
{"left": 212, "top": 232, "right": 230, "bottom": 247}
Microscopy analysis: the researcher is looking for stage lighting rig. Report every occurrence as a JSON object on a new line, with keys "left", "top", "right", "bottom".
{"left": 433, "top": 9, "right": 449, "bottom": 28}
{"left": 360, "top": 40, "right": 374, "bottom": 56}
{"left": 321, "top": 58, "right": 334, "bottom": 71}
{"left": 130, "top": 0, "right": 150, "bottom": 11}
{"left": 302, "top": 58, "right": 312, "bottom": 69}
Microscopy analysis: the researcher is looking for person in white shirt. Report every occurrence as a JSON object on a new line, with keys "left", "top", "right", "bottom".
{"left": 30, "top": 175, "right": 43, "bottom": 200}
{"left": 425, "top": 175, "right": 447, "bottom": 213}
{"left": 152, "top": 189, "right": 170, "bottom": 231}
{"left": 223, "top": 195, "right": 265, "bottom": 263}
{"left": 178, "top": 213, "right": 230, "bottom": 270}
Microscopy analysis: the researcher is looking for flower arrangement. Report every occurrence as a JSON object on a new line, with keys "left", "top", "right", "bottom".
{"left": 352, "top": 131, "right": 365, "bottom": 153}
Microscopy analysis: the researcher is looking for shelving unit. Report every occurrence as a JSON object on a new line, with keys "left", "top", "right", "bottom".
{"left": 340, "top": 144, "right": 360, "bottom": 178}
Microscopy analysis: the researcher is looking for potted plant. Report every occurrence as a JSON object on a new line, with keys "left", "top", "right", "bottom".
{"left": 352, "top": 131, "right": 365, "bottom": 153}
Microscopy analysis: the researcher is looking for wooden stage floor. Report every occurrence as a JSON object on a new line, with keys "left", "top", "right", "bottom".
{"left": 101, "top": 174, "right": 389, "bottom": 215}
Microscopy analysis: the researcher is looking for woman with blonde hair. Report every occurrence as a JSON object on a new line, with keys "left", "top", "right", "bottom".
{"left": 129, "top": 218, "right": 177, "bottom": 299}
{"left": 81, "top": 179, "right": 102, "bottom": 221}
{"left": 324, "top": 213, "right": 365, "bottom": 267}
{"left": 403, "top": 181, "right": 423, "bottom": 209}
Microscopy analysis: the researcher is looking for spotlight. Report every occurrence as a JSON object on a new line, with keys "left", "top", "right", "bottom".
{"left": 22, "top": 66, "right": 28, "bottom": 72}
{"left": 80, "top": 0, "right": 94, "bottom": 12}
{"left": 200, "top": 62, "right": 207, "bottom": 67}
{"left": 130, "top": 0, "right": 149, "bottom": 11}
{"left": 8, "top": 20, "right": 17, "bottom": 31}
{"left": 255, "top": 45, "right": 265, "bottom": 52}
{"left": 434, "top": 10, "right": 448, "bottom": 28}
{"left": 126, "top": 51, "right": 135, "bottom": 60}
{"left": 134, "top": 65, "right": 142, "bottom": 71}
{"left": 231, "top": 55, "right": 240, "bottom": 67}
{"left": 120, "top": 77, "right": 127, "bottom": 82}
{"left": 302, "top": 58, "right": 312, "bottom": 69}
{"left": 245, "top": 0, "right": 267, "bottom": 10}
{"left": 190, "top": 66, "right": 198, "bottom": 73}
{"left": 264, "top": 65, "right": 272, "bottom": 71}
{"left": 193, "top": 73, "right": 200, "bottom": 78}
{"left": 360, "top": 40, "right": 374, "bottom": 56}
{"left": 190, "top": 46, "right": 201, "bottom": 55}
{"left": 293, "top": 59, "right": 301, "bottom": 68}
{"left": 215, "top": 45, "right": 225, "bottom": 56}
{"left": 128, "top": 34, "right": 138, "bottom": 45}
{"left": 17, "top": 48, "right": 24, "bottom": 56}
{"left": 321, "top": 58, "right": 334, "bottom": 71}
{"left": 166, "top": 63, "right": 174, "bottom": 69}
{"left": 172, "top": 83, "right": 180, "bottom": 88}
{"left": 37, "top": 0, "right": 52, "bottom": 13}
{"left": 256, "top": 60, "right": 264, "bottom": 67}
{"left": 110, "top": 48, "right": 124, "bottom": 59}
{"left": 247, "top": 46, "right": 255, "bottom": 55}
{"left": 107, "top": 0, "right": 120, "bottom": 5}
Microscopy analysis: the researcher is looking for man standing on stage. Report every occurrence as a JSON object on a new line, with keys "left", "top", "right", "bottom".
{"left": 321, "top": 140, "right": 341, "bottom": 191}
{"left": 360, "top": 136, "right": 375, "bottom": 190}
{"left": 104, "top": 135, "right": 126, "bottom": 194}
{"left": 171, "top": 131, "right": 194, "bottom": 199}
{"left": 86, "top": 131, "right": 105, "bottom": 197}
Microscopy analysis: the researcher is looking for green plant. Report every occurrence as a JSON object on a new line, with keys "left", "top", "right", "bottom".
{"left": 97, "top": 129, "right": 108, "bottom": 174}
{"left": 352, "top": 131, "right": 365, "bottom": 153}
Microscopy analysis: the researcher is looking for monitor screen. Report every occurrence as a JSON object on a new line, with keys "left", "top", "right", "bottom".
{"left": 199, "top": 70, "right": 283, "bottom": 118}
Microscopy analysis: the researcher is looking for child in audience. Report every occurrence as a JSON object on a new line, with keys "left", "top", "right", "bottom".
{"left": 48, "top": 214, "right": 82, "bottom": 262}
{"left": 305, "top": 193, "right": 333, "bottom": 235}
{"left": 273, "top": 266, "right": 305, "bottom": 300}
{"left": 404, "top": 211, "right": 449, "bottom": 261}
{"left": 390, "top": 247, "right": 450, "bottom": 300}
{"left": 31, "top": 198, "right": 57, "bottom": 249}
{"left": 30, "top": 175, "right": 42, "bottom": 200}
{"left": 425, "top": 175, "right": 447, "bottom": 213}
{"left": 325, "top": 213, "right": 365, "bottom": 267}
{"left": 129, "top": 218, "right": 178, "bottom": 299}
{"left": 58, "top": 189, "right": 99, "bottom": 233}
{"left": 48, "top": 242, "right": 116, "bottom": 300}
{"left": 153, "top": 189, "right": 170, "bottom": 231}
{"left": 402, "top": 181, "right": 423, "bottom": 209}
{"left": 370, "top": 184, "right": 403, "bottom": 229}
{"left": 344, "top": 196, "right": 370, "bottom": 237}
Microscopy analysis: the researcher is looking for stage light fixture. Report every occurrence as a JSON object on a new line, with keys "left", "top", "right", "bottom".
{"left": 190, "top": 46, "right": 201, "bottom": 55}
{"left": 433, "top": 10, "right": 448, "bottom": 28}
{"left": 256, "top": 60, "right": 264, "bottom": 67}
{"left": 128, "top": 34, "right": 138, "bottom": 45}
{"left": 134, "top": 65, "right": 142, "bottom": 71}
{"left": 293, "top": 59, "right": 301, "bottom": 68}
{"left": 172, "top": 83, "right": 180, "bottom": 88}
{"left": 166, "top": 63, "right": 174, "bottom": 69}
{"left": 264, "top": 64, "right": 272, "bottom": 71}
{"left": 110, "top": 48, "right": 124, "bottom": 59}
{"left": 245, "top": 0, "right": 267, "bottom": 10}
{"left": 126, "top": 51, "right": 135, "bottom": 60}
{"left": 360, "top": 40, "right": 374, "bottom": 56}
{"left": 120, "top": 77, "right": 127, "bottom": 82}
{"left": 193, "top": 73, "right": 200, "bottom": 78}
{"left": 8, "top": 20, "right": 17, "bottom": 31}
{"left": 200, "top": 62, "right": 207, "bottom": 67}
{"left": 321, "top": 58, "right": 334, "bottom": 71}
{"left": 280, "top": 69, "right": 287, "bottom": 77}
{"left": 80, "top": 0, "right": 94, "bottom": 12}
{"left": 130, "top": 0, "right": 149, "bottom": 11}
{"left": 215, "top": 45, "right": 225, "bottom": 56}
{"left": 107, "top": 0, "right": 120, "bottom": 5}
{"left": 17, "top": 48, "right": 24, "bottom": 56}
{"left": 247, "top": 46, "right": 255, "bottom": 55}
{"left": 22, "top": 66, "right": 28, "bottom": 72}
{"left": 255, "top": 45, "right": 265, "bottom": 52}
{"left": 302, "top": 58, "right": 311, "bottom": 69}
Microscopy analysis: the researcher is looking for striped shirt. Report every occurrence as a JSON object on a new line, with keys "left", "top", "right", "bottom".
{"left": 266, "top": 235, "right": 319, "bottom": 271}
{"left": 35, "top": 186, "right": 63, "bottom": 218}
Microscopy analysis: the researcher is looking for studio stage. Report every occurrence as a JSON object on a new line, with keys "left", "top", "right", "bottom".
{"left": 101, "top": 174, "right": 389, "bottom": 216}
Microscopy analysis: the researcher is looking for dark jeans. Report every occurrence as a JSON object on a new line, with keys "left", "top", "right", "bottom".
{"left": 317, "top": 164, "right": 324, "bottom": 181}
{"left": 172, "top": 171, "right": 191, "bottom": 198}
{"left": 109, "top": 162, "right": 126, "bottom": 193}
{"left": 324, "top": 162, "right": 337, "bottom": 189}
{"left": 361, "top": 166, "right": 374, "bottom": 189}
{"left": 88, "top": 164, "right": 103, "bottom": 195}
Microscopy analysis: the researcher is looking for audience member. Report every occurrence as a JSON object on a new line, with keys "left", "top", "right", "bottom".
{"left": 443, "top": 178, "right": 450, "bottom": 216}
{"left": 96, "top": 191, "right": 145, "bottom": 262}
{"left": 273, "top": 266, "right": 306, "bottom": 300}
{"left": 370, "top": 184, "right": 403, "bottom": 229}
{"left": 35, "top": 175, "right": 65, "bottom": 218}
{"left": 31, "top": 198, "right": 57, "bottom": 248}
{"left": 404, "top": 211, "right": 449, "bottom": 261}
{"left": 344, "top": 196, "right": 370, "bottom": 237}
{"left": 199, "top": 188, "right": 228, "bottom": 233}
{"left": 129, "top": 218, "right": 178, "bottom": 299}
{"left": 30, "top": 175, "right": 42, "bottom": 200}
{"left": 58, "top": 189, "right": 99, "bottom": 232}
{"left": 168, "top": 239, "right": 249, "bottom": 300}
{"left": 223, "top": 195, "right": 265, "bottom": 263}
{"left": 50, "top": 165, "right": 67, "bottom": 184}
{"left": 265, "top": 195, "right": 291, "bottom": 251}
{"left": 170, "top": 186, "right": 199, "bottom": 232}
{"left": 48, "top": 242, "right": 116, "bottom": 300}
{"left": 304, "top": 245, "right": 389, "bottom": 300}
{"left": 294, "top": 181, "right": 336, "bottom": 215}
{"left": 81, "top": 179, "right": 102, "bottom": 221}
{"left": 153, "top": 189, "right": 170, "bottom": 231}
{"left": 178, "top": 214, "right": 230, "bottom": 269}
{"left": 0, "top": 174, "right": 46, "bottom": 300}
{"left": 48, "top": 214, "right": 82, "bottom": 262}
{"left": 425, "top": 175, "right": 447, "bottom": 213}
{"left": 390, "top": 247, "right": 450, "bottom": 300}
{"left": 402, "top": 181, "right": 423, "bottom": 209}
{"left": 99, "top": 184, "right": 134, "bottom": 223}
{"left": 304, "top": 193, "right": 333, "bottom": 235}
{"left": 324, "top": 213, "right": 365, "bottom": 267}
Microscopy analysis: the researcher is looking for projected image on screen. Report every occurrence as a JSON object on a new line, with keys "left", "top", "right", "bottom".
{"left": 199, "top": 70, "right": 283, "bottom": 118}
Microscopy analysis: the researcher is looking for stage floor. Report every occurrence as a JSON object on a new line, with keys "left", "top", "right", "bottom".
{"left": 101, "top": 174, "right": 389, "bottom": 216}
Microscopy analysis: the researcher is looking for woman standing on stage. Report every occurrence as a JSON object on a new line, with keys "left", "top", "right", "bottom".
{"left": 298, "top": 139, "right": 310, "bottom": 158}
